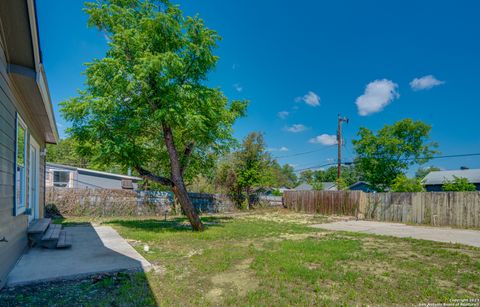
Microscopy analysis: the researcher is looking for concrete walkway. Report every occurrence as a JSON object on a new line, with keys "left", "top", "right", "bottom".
{"left": 312, "top": 220, "right": 480, "bottom": 248}
{"left": 7, "top": 225, "right": 152, "bottom": 287}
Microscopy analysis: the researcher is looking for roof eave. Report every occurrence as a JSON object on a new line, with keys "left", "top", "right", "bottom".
{"left": 27, "top": 0, "right": 58, "bottom": 143}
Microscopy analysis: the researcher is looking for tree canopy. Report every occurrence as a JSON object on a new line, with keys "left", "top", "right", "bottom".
{"left": 352, "top": 119, "right": 438, "bottom": 191}
{"left": 61, "top": 0, "right": 247, "bottom": 230}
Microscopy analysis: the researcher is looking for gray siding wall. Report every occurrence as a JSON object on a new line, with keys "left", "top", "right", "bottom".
{"left": 0, "top": 37, "right": 46, "bottom": 288}
{"left": 77, "top": 172, "right": 138, "bottom": 190}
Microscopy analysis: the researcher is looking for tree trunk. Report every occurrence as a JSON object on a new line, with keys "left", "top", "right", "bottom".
{"left": 245, "top": 187, "right": 251, "bottom": 210}
{"left": 162, "top": 124, "right": 204, "bottom": 231}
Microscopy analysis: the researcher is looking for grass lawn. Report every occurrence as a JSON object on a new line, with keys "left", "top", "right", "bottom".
{"left": 1, "top": 209, "right": 479, "bottom": 306}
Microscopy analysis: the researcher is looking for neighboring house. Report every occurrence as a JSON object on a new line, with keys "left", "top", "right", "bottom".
{"left": 46, "top": 163, "right": 142, "bottom": 190}
{"left": 348, "top": 181, "right": 374, "bottom": 193}
{"left": 322, "top": 182, "right": 338, "bottom": 191}
{"left": 293, "top": 183, "right": 313, "bottom": 191}
{"left": 293, "top": 182, "right": 337, "bottom": 191}
{"left": 423, "top": 169, "right": 480, "bottom": 192}
{"left": 0, "top": 0, "right": 58, "bottom": 288}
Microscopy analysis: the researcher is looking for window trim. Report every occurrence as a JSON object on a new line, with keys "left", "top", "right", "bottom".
{"left": 52, "top": 170, "right": 71, "bottom": 188}
{"left": 14, "top": 113, "right": 28, "bottom": 216}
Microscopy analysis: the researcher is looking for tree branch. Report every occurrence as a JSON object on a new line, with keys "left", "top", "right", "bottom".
{"left": 135, "top": 166, "right": 173, "bottom": 187}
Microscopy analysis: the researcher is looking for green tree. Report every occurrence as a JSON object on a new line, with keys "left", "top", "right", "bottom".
{"left": 308, "top": 165, "right": 362, "bottom": 190}
{"left": 352, "top": 119, "right": 438, "bottom": 192}
{"left": 415, "top": 166, "right": 441, "bottom": 179}
{"left": 391, "top": 175, "right": 425, "bottom": 192}
{"left": 215, "top": 132, "right": 277, "bottom": 208}
{"left": 47, "top": 138, "right": 87, "bottom": 168}
{"left": 311, "top": 181, "right": 324, "bottom": 191}
{"left": 266, "top": 162, "right": 297, "bottom": 188}
{"left": 442, "top": 176, "right": 476, "bottom": 192}
{"left": 61, "top": 0, "right": 247, "bottom": 231}
{"left": 299, "top": 170, "right": 314, "bottom": 185}
{"left": 235, "top": 132, "right": 271, "bottom": 209}
{"left": 335, "top": 177, "right": 348, "bottom": 190}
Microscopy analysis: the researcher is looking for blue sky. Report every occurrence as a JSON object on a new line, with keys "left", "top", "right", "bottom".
{"left": 37, "top": 0, "right": 480, "bottom": 174}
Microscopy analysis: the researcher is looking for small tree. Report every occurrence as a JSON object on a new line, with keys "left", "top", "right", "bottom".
{"left": 336, "top": 177, "right": 348, "bottom": 191}
{"left": 442, "top": 176, "right": 476, "bottom": 192}
{"left": 299, "top": 170, "right": 314, "bottom": 184}
{"left": 353, "top": 119, "right": 438, "bottom": 191}
{"left": 391, "top": 175, "right": 425, "bottom": 192}
{"left": 61, "top": 0, "right": 247, "bottom": 231}
{"left": 235, "top": 132, "right": 271, "bottom": 209}
{"left": 311, "top": 182, "right": 324, "bottom": 191}
{"left": 415, "top": 166, "right": 441, "bottom": 179}
{"left": 215, "top": 132, "right": 272, "bottom": 209}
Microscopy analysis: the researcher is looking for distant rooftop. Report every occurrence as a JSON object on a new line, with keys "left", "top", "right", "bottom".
{"left": 46, "top": 162, "right": 142, "bottom": 181}
{"left": 293, "top": 182, "right": 337, "bottom": 191}
{"left": 423, "top": 169, "right": 480, "bottom": 185}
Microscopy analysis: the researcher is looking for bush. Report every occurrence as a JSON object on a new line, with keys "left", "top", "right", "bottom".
{"left": 442, "top": 176, "right": 476, "bottom": 191}
{"left": 271, "top": 189, "right": 283, "bottom": 196}
{"left": 391, "top": 175, "right": 425, "bottom": 192}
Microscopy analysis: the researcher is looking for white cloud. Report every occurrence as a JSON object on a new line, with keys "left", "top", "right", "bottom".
{"left": 277, "top": 111, "right": 289, "bottom": 119}
{"left": 233, "top": 83, "right": 243, "bottom": 92}
{"left": 355, "top": 79, "right": 399, "bottom": 116}
{"left": 285, "top": 124, "right": 307, "bottom": 133}
{"left": 309, "top": 134, "right": 338, "bottom": 145}
{"left": 268, "top": 146, "right": 289, "bottom": 152}
{"left": 295, "top": 91, "right": 320, "bottom": 107}
{"left": 410, "top": 75, "right": 445, "bottom": 91}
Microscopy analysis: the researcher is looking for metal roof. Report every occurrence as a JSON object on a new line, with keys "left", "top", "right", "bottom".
{"left": 293, "top": 182, "right": 337, "bottom": 191}
{"left": 293, "top": 183, "right": 313, "bottom": 190}
{"left": 423, "top": 169, "right": 480, "bottom": 185}
{"left": 46, "top": 162, "right": 142, "bottom": 181}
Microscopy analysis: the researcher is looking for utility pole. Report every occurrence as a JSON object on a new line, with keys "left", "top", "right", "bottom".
{"left": 337, "top": 114, "right": 349, "bottom": 180}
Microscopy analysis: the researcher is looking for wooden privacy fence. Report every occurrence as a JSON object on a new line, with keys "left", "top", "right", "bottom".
{"left": 365, "top": 192, "right": 480, "bottom": 228}
{"left": 284, "top": 190, "right": 480, "bottom": 228}
{"left": 284, "top": 191, "right": 365, "bottom": 216}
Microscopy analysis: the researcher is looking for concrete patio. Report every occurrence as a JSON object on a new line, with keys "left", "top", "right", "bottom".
{"left": 7, "top": 225, "right": 152, "bottom": 287}
{"left": 312, "top": 220, "right": 480, "bottom": 247}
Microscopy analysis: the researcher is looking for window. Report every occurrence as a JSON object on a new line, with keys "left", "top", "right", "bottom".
{"left": 15, "top": 115, "right": 27, "bottom": 215}
{"left": 121, "top": 179, "right": 133, "bottom": 189}
{"left": 53, "top": 171, "right": 70, "bottom": 187}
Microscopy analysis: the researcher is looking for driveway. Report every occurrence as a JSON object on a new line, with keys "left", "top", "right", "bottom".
{"left": 312, "top": 220, "right": 480, "bottom": 248}
{"left": 7, "top": 225, "right": 152, "bottom": 287}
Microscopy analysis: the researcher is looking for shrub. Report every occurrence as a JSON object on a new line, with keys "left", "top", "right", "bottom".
{"left": 391, "top": 175, "right": 425, "bottom": 192}
{"left": 442, "top": 176, "right": 476, "bottom": 191}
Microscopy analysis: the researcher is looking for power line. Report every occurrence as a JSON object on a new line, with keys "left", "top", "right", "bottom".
{"left": 293, "top": 152, "right": 480, "bottom": 173}
{"left": 274, "top": 145, "right": 336, "bottom": 159}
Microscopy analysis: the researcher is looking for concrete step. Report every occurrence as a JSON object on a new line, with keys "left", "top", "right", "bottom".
{"left": 27, "top": 218, "right": 51, "bottom": 234}
{"left": 56, "top": 230, "right": 72, "bottom": 249}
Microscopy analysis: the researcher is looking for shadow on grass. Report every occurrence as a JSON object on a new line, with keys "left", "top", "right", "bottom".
{"left": 106, "top": 216, "right": 232, "bottom": 233}
{"left": 0, "top": 272, "right": 157, "bottom": 306}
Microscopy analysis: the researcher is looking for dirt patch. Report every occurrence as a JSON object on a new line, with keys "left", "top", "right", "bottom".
{"left": 151, "top": 262, "right": 167, "bottom": 275}
{"left": 206, "top": 258, "right": 259, "bottom": 303}
{"left": 278, "top": 232, "right": 328, "bottom": 241}
{"left": 239, "top": 210, "right": 329, "bottom": 225}
{"left": 185, "top": 249, "right": 203, "bottom": 258}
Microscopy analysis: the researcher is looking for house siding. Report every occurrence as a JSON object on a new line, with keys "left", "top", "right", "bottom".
{"left": 0, "top": 38, "right": 46, "bottom": 288}
{"left": 426, "top": 183, "right": 480, "bottom": 192}
{"left": 77, "top": 172, "right": 139, "bottom": 190}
